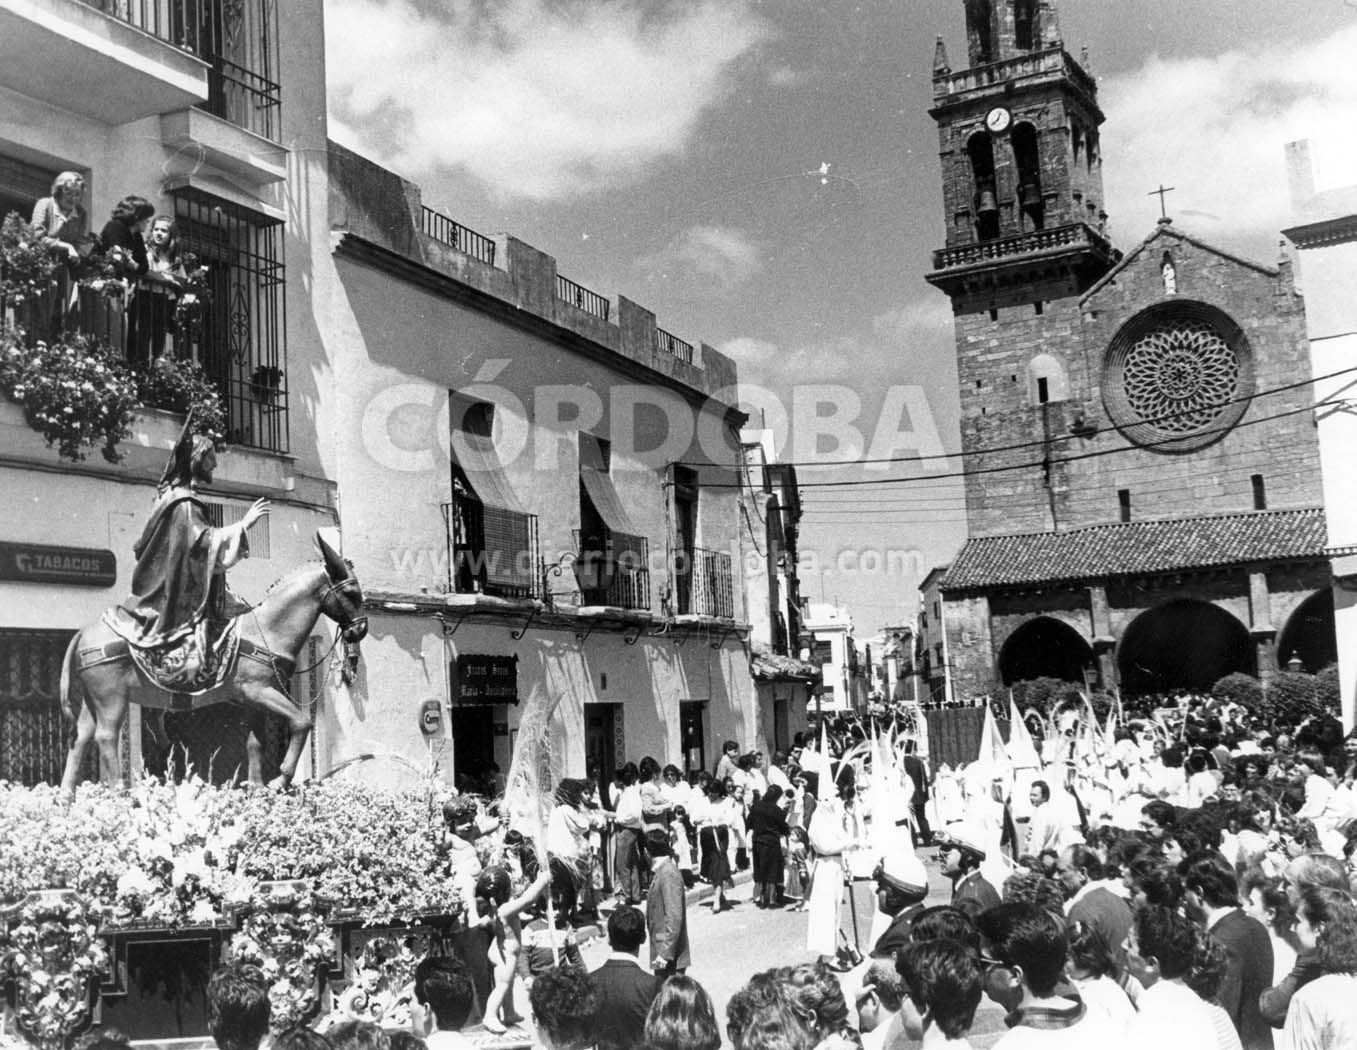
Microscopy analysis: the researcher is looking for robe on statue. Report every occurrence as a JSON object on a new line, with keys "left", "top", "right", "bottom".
{"left": 109, "top": 489, "right": 248, "bottom": 675}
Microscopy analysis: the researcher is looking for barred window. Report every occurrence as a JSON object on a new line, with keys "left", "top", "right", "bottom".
{"left": 171, "top": 188, "right": 287, "bottom": 452}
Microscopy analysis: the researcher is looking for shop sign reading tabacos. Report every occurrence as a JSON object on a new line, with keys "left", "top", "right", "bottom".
{"left": 0, "top": 543, "right": 117, "bottom": 587}
{"left": 453, "top": 654, "right": 519, "bottom": 705}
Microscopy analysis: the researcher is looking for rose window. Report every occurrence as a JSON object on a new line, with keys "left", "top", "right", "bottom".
{"left": 1103, "top": 302, "right": 1253, "bottom": 453}
{"left": 1121, "top": 321, "right": 1239, "bottom": 433}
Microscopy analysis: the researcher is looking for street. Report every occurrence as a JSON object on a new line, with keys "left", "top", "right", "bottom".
{"left": 577, "top": 850, "right": 1009, "bottom": 1048}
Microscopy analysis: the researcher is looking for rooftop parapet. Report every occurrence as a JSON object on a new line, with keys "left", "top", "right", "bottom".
{"left": 326, "top": 141, "right": 739, "bottom": 405}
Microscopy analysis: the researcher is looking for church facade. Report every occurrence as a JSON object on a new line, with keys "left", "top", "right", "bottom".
{"left": 927, "top": 0, "right": 1335, "bottom": 699}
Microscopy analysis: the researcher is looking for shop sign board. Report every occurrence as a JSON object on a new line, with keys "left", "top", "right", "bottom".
{"left": 0, "top": 543, "right": 117, "bottom": 587}
{"left": 453, "top": 654, "right": 519, "bottom": 705}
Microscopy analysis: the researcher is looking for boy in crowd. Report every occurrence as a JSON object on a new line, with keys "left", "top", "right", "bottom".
{"left": 528, "top": 966, "right": 599, "bottom": 1050}
{"left": 895, "top": 940, "right": 983, "bottom": 1050}
{"left": 207, "top": 964, "right": 270, "bottom": 1050}
{"left": 412, "top": 955, "right": 476, "bottom": 1050}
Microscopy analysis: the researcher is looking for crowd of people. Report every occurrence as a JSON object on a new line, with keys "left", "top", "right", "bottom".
{"left": 48, "top": 696, "right": 1357, "bottom": 1050}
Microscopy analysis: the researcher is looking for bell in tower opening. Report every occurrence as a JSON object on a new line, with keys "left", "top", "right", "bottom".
{"left": 968, "top": 133, "right": 1000, "bottom": 241}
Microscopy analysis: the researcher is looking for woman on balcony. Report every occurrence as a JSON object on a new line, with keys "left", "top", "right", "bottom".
{"left": 30, "top": 171, "right": 89, "bottom": 334}
{"left": 99, "top": 195, "right": 154, "bottom": 363}
{"left": 144, "top": 215, "right": 187, "bottom": 359}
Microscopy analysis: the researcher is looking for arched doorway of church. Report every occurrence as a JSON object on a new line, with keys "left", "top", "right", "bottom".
{"left": 1277, "top": 591, "right": 1337, "bottom": 672}
{"left": 1118, "top": 599, "right": 1253, "bottom": 695}
{"left": 998, "top": 616, "right": 1094, "bottom": 686}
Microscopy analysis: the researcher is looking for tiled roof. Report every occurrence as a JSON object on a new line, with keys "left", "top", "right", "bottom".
{"left": 941, "top": 508, "right": 1327, "bottom": 591}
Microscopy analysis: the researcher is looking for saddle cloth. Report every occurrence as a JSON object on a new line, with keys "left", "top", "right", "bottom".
{"left": 95, "top": 613, "right": 241, "bottom": 696}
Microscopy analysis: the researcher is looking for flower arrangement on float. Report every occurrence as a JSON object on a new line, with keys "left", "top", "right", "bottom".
{"left": 0, "top": 777, "right": 466, "bottom": 927}
{"left": 0, "top": 775, "right": 474, "bottom": 1050}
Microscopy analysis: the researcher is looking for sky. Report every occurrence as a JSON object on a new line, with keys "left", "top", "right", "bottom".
{"left": 325, "top": 0, "right": 1357, "bottom": 640}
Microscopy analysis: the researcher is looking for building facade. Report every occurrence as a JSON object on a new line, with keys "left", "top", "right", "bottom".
{"left": 0, "top": 0, "right": 760, "bottom": 792}
{"left": 1284, "top": 140, "right": 1357, "bottom": 728}
{"left": 924, "top": 0, "right": 1335, "bottom": 700}
{"left": 313, "top": 145, "right": 754, "bottom": 791}
{"left": 801, "top": 601, "right": 865, "bottom": 713}
{"left": 0, "top": 0, "right": 338, "bottom": 785}
{"left": 917, "top": 566, "right": 951, "bottom": 703}
{"left": 741, "top": 430, "right": 816, "bottom": 754}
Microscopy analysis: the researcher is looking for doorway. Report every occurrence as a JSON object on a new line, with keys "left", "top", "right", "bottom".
{"left": 585, "top": 703, "right": 619, "bottom": 799}
{"left": 451, "top": 705, "right": 496, "bottom": 792}
{"left": 680, "top": 701, "right": 706, "bottom": 774}
{"left": 773, "top": 698, "right": 790, "bottom": 754}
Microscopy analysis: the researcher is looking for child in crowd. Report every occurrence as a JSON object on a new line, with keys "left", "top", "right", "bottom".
{"left": 895, "top": 940, "right": 983, "bottom": 1050}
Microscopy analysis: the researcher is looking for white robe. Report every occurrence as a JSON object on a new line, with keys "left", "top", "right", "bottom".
{"left": 806, "top": 801, "right": 851, "bottom": 956}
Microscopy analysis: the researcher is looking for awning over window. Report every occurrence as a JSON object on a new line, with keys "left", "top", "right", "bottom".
{"left": 580, "top": 467, "right": 639, "bottom": 537}
{"left": 451, "top": 397, "right": 526, "bottom": 516}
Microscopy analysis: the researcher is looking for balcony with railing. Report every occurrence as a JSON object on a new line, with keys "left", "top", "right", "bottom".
{"left": 556, "top": 273, "right": 610, "bottom": 321}
{"left": 655, "top": 327, "right": 694, "bottom": 364}
{"left": 421, "top": 207, "right": 498, "bottom": 266}
{"left": 441, "top": 500, "right": 542, "bottom": 601}
{"left": 0, "top": 0, "right": 210, "bottom": 124}
{"left": 674, "top": 547, "right": 735, "bottom": 619}
{"left": 571, "top": 530, "right": 650, "bottom": 610}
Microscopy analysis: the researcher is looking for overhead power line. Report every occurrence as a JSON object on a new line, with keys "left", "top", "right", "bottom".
{"left": 720, "top": 363, "right": 1357, "bottom": 471}
{"left": 706, "top": 395, "right": 1341, "bottom": 491}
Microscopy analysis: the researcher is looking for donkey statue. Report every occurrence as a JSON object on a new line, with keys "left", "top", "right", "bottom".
{"left": 59, "top": 532, "right": 367, "bottom": 791}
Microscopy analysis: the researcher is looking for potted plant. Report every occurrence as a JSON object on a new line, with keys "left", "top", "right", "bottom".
{"left": 250, "top": 365, "right": 283, "bottom": 405}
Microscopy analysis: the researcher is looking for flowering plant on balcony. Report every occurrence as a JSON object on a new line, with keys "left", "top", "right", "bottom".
{"left": 0, "top": 213, "right": 58, "bottom": 305}
{"left": 138, "top": 354, "right": 227, "bottom": 446}
{"left": 0, "top": 325, "right": 138, "bottom": 462}
{"left": 174, "top": 252, "right": 213, "bottom": 340}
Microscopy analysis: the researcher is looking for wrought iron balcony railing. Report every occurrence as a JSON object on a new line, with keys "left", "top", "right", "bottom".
{"left": 674, "top": 546, "right": 734, "bottom": 619}
{"left": 571, "top": 529, "right": 650, "bottom": 610}
{"left": 421, "top": 207, "right": 497, "bottom": 266}
{"left": 78, "top": 1, "right": 283, "bottom": 141}
{"left": 441, "top": 500, "right": 542, "bottom": 600}
{"left": 655, "top": 327, "right": 694, "bottom": 364}
{"left": 556, "top": 273, "right": 610, "bottom": 321}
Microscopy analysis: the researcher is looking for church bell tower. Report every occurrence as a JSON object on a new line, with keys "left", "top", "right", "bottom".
{"left": 927, "top": 0, "right": 1121, "bottom": 538}
{"left": 926, "top": 0, "right": 1116, "bottom": 309}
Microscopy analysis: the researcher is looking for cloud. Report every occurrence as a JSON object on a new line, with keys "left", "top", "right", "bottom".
{"left": 326, "top": 0, "right": 766, "bottom": 201}
{"left": 871, "top": 298, "right": 954, "bottom": 346}
{"left": 636, "top": 225, "right": 763, "bottom": 289}
{"left": 1101, "top": 24, "right": 1357, "bottom": 253}
{"left": 721, "top": 336, "right": 780, "bottom": 367}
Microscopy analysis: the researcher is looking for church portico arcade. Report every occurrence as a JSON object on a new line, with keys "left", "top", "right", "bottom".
{"left": 939, "top": 509, "right": 1333, "bottom": 699}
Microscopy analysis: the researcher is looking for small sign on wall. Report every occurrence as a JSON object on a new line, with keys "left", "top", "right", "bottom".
{"left": 0, "top": 543, "right": 116, "bottom": 587}
{"left": 452, "top": 654, "right": 519, "bottom": 705}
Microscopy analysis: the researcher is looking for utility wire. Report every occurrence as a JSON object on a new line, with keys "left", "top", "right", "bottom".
{"left": 706, "top": 363, "right": 1357, "bottom": 471}
{"left": 699, "top": 395, "right": 1340, "bottom": 490}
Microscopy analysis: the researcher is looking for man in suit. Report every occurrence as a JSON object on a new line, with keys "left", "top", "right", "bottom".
{"left": 1183, "top": 853, "right": 1273, "bottom": 1050}
{"left": 901, "top": 743, "right": 932, "bottom": 846}
{"left": 644, "top": 828, "right": 690, "bottom": 976}
{"left": 590, "top": 906, "right": 661, "bottom": 1050}
{"left": 939, "top": 827, "right": 999, "bottom": 918}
